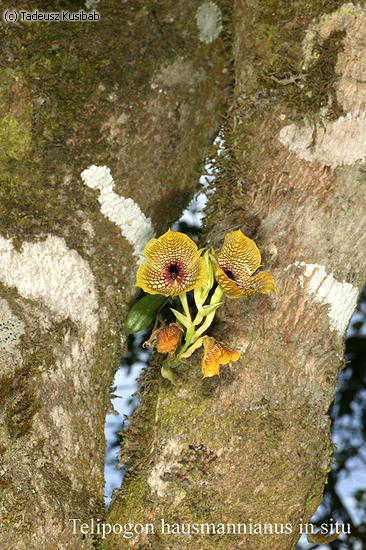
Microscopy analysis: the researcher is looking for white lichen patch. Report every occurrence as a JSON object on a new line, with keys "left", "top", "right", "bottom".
{"left": 279, "top": 115, "right": 366, "bottom": 167}
{"left": 196, "top": 1, "right": 223, "bottom": 44}
{"left": 302, "top": 3, "right": 364, "bottom": 69}
{"left": 148, "top": 439, "right": 185, "bottom": 501}
{"left": 0, "top": 298, "right": 24, "bottom": 350}
{"left": 0, "top": 235, "right": 98, "bottom": 333}
{"left": 81, "top": 165, "right": 154, "bottom": 258}
{"left": 295, "top": 262, "right": 359, "bottom": 335}
{"left": 280, "top": 3, "right": 366, "bottom": 167}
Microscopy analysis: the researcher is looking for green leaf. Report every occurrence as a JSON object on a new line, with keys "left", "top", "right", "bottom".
{"left": 201, "top": 302, "right": 224, "bottom": 315}
{"left": 126, "top": 294, "right": 166, "bottom": 334}
{"left": 170, "top": 308, "right": 191, "bottom": 329}
{"left": 193, "top": 302, "right": 223, "bottom": 325}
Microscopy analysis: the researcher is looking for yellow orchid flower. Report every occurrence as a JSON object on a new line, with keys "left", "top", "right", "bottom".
{"left": 213, "top": 230, "right": 276, "bottom": 298}
{"left": 200, "top": 335, "right": 240, "bottom": 378}
{"left": 136, "top": 230, "right": 207, "bottom": 297}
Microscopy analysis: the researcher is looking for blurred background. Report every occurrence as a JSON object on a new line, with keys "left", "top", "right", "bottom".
{"left": 104, "top": 152, "right": 366, "bottom": 549}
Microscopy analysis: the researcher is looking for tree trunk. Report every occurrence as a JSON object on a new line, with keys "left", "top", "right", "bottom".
{"left": 103, "top": 2, "right": 366, "bottom": 550}
{"left": 0, "top": 2, "right": 228, "bottom": 548}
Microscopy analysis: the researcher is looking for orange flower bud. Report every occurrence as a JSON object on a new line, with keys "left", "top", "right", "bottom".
{"left": 155, "top": 323, "right": 181, "bottom": 354}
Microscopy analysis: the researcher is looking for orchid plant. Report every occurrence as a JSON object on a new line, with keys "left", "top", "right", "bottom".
{"left": 126, "top": 229, "right": 276, "bottom": 383}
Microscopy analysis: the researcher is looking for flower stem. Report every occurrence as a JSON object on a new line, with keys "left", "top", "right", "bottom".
{"left": 179, "top": 336, "right": 204, "bottom": 359}
{"left": 191, "top": 286, "right": 223, "bottom": 343}
{"left": 179, "top": 323, "right": 195, "bottom": 355}
{"left": 177, "top": 285, "right": 223, "bottom": 359}
{"left": 179, "top": 292, "right": 191, "bottom": 322}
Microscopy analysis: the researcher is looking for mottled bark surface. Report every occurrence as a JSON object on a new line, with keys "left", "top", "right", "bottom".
{"left": 105, "top": 2, "right": 366, "bottom": 550}
{"left": 0, "top": 1, "right": 228, "bottom": 548}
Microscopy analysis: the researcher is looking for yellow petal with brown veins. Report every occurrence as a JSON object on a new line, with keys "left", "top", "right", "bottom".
{"left": 200, "top": 336, "right": 240, "bottom": 378}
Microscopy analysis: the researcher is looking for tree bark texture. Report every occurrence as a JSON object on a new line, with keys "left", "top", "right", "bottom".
{"left": 105, "top": 2, "right": 366, "bottom": 550}
{"left": 0, "top": 1, "right": 228, "bottom": 548}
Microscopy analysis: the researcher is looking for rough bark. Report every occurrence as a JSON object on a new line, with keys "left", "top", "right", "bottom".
{"left": 104, "top": 2, "right": 366, "bottom": 550}
{"left": 0, "top": 1, "right": 228, "bottom": 548}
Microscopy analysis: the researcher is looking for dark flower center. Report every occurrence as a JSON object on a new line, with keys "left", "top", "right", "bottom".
{"left": 224, "top": 269, "right": 236, "bottom": 281}
{"left": 168, "top": 263, "right": 180, "bottom": 279}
